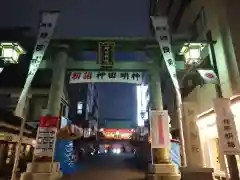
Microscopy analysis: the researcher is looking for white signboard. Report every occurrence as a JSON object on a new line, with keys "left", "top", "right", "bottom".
{"left": 34, "top": 127, "right": 57, "bottom": 157}
{"left": 213, "top": 98, "right": 240, "bottom": 155}
{"left": 15, "top": 11, "right": 60, "bottom": 116}
{"left": 150, "top": 110, "right": 170, "bottom": 148}
{"left": 69, "top": 71, "right": 143, "bottom": 84}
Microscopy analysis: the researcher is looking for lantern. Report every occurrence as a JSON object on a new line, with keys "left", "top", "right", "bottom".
{"left": 0, "top": 42, "right": 25, "bottom": 64}
{"left": 179, "top": 43, "right": 206, "bottom": 65}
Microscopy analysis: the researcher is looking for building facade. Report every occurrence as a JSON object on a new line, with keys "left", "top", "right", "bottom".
{"left": 158, "top": 0, "right": 240, "bottom": 178}
{"left": 69, "top": 83, "right": 99, "bottom": 133}
{"left": 0, "top": 88, "right": 70, "bottom": 129}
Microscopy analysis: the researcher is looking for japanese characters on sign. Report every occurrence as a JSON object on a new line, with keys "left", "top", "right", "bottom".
{"left": 150, "top": 110, "right": 170, "bottom": 148}
{"left": 182, "top": 102, "right": 204, "bottom": 166}
{"left": 151, "top": 17, "right": 179, "bottom": 90}
{"left": 64, "top": 141, "right": 76, "bottom": 166}
{"left": 28, "top": 11, "right": 60, "bottom": 77}
{"left": 214, "top": 98, "right": 240, "bottom": 155}
{"left": 34, "top": 127, "right": 57, "bottom": 157}
{"left": 15, "top": 11, "right": 60, "bottom": 116}
{"left": 69, "top": 71, "right": 143, "bottom": 84}
{"left": 98, "top": 42, "right": 115, "bottom": 68}
{"left": 151, "top": 16, "right": 181, "bottom": 102}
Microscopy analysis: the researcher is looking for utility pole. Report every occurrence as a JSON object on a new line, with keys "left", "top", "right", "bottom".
{"left": 207, "top": 30, "right": 240, "bottom": 180}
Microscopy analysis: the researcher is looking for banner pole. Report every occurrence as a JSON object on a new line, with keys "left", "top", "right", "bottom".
{"left": 10, "top": 11, "right": 60, "bottom": 180}
{"left": 151, "top": 16, "right": 187, "bottom": 167}
{"left": 176, "top": 94, "right": 187, "bottom": 166}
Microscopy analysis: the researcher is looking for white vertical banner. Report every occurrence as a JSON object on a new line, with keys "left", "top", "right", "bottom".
{"left": 15, "top": 11, "right": 60, "bottom": 117}
{"left": 151, "top": 16, "right": 180, "bottom": 97}
{"left": 213, "top": 98, "right": 240, "bottom": 155}
{"left": 150, "top": 110, "right": 170, "bottom": 148}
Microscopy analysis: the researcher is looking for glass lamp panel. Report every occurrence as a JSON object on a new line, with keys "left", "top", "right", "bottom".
{"left": 2, "top": 48, "right": 13, "bottom": 59}
{"left": 189, "top": 47, "right": 201, "bottom": 59}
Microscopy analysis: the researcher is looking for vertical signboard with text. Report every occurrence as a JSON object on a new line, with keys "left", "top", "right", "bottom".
{"left": 214, "top": 98, "right": 240, "bottom": 155}
{"left": 34, "top": 116, "right": 59, "bottom": 157}
{"left": 98, "top": 42, "right": 115, "bottom": 68}
{"left": 150, "top": 110, "right": 170, "bottom": 148}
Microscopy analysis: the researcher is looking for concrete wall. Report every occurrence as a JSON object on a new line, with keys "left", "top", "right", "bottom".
{"left": 184, "top": 85, "right": 217, "bottom": 115}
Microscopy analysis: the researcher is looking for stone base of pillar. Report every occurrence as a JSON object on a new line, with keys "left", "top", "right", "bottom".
{"left": 180, "top": 167, "right": 214, "bottom": 180}
{"left": 20, "top": 162, "right": 62, "bottom": 180}
{"left": 147, "top": 164, "right": 180, "bottom": 180}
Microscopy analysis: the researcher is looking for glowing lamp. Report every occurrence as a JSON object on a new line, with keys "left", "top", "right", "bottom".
{"left": 0, "top": 42, "right": 25, "bottom": 64}
{"left": 179, "top": 43, "right": 206, "bottom": 65}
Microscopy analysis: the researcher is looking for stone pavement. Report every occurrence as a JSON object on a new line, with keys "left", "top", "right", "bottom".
{"left": 61, "top": 153, "right": 146, "bottom": 180}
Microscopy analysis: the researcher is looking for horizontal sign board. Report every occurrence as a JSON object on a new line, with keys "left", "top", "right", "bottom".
{"left": 69, "top": 71, "right": 143, "bottom": 84}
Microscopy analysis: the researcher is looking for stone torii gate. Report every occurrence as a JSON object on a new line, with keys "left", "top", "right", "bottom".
{"left": 39, "top": 37, "right": 184, "bottom": 178}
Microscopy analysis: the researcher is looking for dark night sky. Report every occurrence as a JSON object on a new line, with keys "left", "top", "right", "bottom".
{"left": 0, "top": 0, "right": 150, "bottom": 38}
{"left": 97, "top": 83, "right": 137, "bottom": 123}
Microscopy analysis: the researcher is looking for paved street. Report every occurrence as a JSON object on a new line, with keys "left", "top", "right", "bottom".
{"left": 62, "top": 153, "right": 146, "bottom": 180}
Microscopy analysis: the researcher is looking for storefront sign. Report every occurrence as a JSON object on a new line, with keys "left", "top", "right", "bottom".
{"left": 34, "top": 127, "right": 57, "bottom": 157}
{"left": 150, "top": 110, "right": 170, "bottom": 148}
{"left": 15, "top": 11, "right": 60, "bottom": 116}
{"left": 214, "top": 98, "right": 240, "bottom": 155}
{"left": 69, "top": 71, "right": 143, "bottom": 84}
{"left": 98, "top": 42, "right": 115, "bottom": 68}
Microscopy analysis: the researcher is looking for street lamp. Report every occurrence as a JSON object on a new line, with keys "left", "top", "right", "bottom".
{"left": 0, "top": 42, "right": 25, "bottom": 64}
{"left": 179, "top": 42, "right": 207, "bottom": 65}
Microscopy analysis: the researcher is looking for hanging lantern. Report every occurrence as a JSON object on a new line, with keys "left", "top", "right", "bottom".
{"left": 179, "top": 43, "right": 206, "bottom": 65}
{"left": 0, "top": 42, "right": 25, "bottom": 64}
